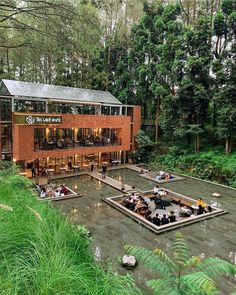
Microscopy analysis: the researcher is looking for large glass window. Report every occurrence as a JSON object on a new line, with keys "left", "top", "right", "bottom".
{"left": 1, "top": 123, "right": 12, "bottom": 152}
{"left": 14, "top": 99, "right": 46, "bottom": 113}
{"left": 48, "top": 103, "right": 76, "bottom": 114}
{"left": 111, "top": 106, "right": 120, "bottom": 115}
{"left": 0, "top": 98, "right": 12, "bottom": 121}
{"left": 101, "top": 106, "right": 110, "bottom": 115}
{"left": 34, "top": 127, "right": 122, "bottom": 150}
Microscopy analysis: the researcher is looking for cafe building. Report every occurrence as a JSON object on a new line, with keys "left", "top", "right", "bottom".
{"left": 0, "top": 79, "right": 141, "bottom": 176}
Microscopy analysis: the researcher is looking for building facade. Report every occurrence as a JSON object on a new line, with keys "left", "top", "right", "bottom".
{"left": 0, "top": 79, "right": 141, "bottom": 175}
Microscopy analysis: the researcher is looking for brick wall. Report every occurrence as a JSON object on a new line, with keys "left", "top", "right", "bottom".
{"left": 13, "top": 113, "right": 140, "bottom": 161}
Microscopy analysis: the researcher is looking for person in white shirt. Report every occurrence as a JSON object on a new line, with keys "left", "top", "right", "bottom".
{"left": 154, "top": 185, "right": 161, "bottom": 195}
{"left": 54, "top": 189, "right": 60, "bottom": 198}
{"left": 40, "top": 187, "right": 46, "bottom": 198}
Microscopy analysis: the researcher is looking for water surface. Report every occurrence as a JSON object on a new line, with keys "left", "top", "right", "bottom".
{"left": 53, "top": 170, "right": 236, "bottom": 293}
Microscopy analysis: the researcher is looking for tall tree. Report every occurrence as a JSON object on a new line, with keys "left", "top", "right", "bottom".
{"left": 212, "top": 0, "right": 236, "bottom": 153}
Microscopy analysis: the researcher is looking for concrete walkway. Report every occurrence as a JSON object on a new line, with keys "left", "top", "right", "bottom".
{"left": 89, "top": 171, "right": 134, "bottom": 193}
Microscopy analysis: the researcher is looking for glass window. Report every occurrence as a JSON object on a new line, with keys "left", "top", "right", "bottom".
{"left": 101, "top": 106, "right": 110, "bottom": 115}
{"left": 0, "top": 98, "right": 12, "bottom": 121}
{"left": 111, "top": 107, "right": 120, "bottom": 115}
{"left": 122, "top": 107, "right": 126, "bottom": 115}
{"left": 14, "top": 99, "right": 46, "bottom": 113}
{"left": 1, "top": 123, "right": 12, "bottom": 152}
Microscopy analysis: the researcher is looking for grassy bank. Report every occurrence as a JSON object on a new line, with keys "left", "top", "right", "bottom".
{"left": 151, "top": 150, "right": 236, "bottom": 188}
{"left": 0, "top": 166, "right": 141, "bottom": 295}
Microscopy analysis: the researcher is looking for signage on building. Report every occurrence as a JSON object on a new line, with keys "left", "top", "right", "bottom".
{"left": 14, "top": 114, "right": 62, "bottom": 125}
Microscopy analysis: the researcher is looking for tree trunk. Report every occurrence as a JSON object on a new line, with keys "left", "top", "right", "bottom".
{"left": 106, "top": 44, "right": 111, "bottom": 91}
{"left": 195, "top": 134, "right": 200, "bottom": 152}
{"left": 155, "top": 96, "right": 160, "bottom": 142}
{"left": 225, "top": 137, "right": 232, "bottom": 154}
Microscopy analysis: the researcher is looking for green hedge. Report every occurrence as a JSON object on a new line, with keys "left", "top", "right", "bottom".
{"left": 0, "top": 168, "right": 141, "bottom": 295}
{"left": 151, "top": 150, "right": 236, "bottom": 188}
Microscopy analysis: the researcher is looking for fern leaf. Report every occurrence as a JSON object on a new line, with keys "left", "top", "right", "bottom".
{"left": 182, "top": 256, "right": 201, "bottom": 270}
{"left": 199, "top": 257, "right": 236, "bottom": 278}
{"left": 124, "top": 245, "right": 175, "bottom": 277}
{"left": 180, "top": 271, "right": 216, "bottom": 293}
{"left": 172, "top": 232, "right": 190, "bottom": 264}
{"left": 147, "top": 279, "right": 178, "bottom": 295}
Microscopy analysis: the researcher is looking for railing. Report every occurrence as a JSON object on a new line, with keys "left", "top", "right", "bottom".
{"left": 34, "top": 138, "right": 122, "bottom": 151}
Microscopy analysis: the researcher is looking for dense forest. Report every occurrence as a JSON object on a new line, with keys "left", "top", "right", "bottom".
{"left": 0, "top": 0, "right": 235, "bottom": 156}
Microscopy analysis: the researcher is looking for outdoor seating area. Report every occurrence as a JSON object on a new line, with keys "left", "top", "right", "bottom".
{"left": 139, "top": 169, "right": 185, "bottom": 183}
{"left": 34, "top": 182, "right": 79, "bottom": 201}
{"left": 103, "top": 187, "right": 226, "bottom": 234}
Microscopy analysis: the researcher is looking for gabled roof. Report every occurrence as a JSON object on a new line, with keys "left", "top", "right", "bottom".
{"left": 0, "top": 79, "right": 122, "bottom": 105}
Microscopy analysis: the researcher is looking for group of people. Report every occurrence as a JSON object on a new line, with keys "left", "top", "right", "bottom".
{"left": 155, "top": 171, "right": 174, "bottom": 181}
{"left": 120, "top": 192, "right": 177, "bottom": 227}
{"left": 121, "top": 193, "right": 149, "bottom": 215}
{"left": 38, "top": 183, "right": 70, "bottom": 198}
{"left": 196, "top": 198, "right": 212, "bottom": 215}
{"left": 146, "top": 211, "right": 177, "bottom": 226}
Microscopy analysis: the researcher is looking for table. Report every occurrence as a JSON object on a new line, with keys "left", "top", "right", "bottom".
{"left": 111, "top": 160, "right": 120, "bottom": 165}
{"left": 72, "top": 165, "right": 80, "bottom": 172}
{"left": 60, "top": 167, "right": 67, "bottom": 174}
{"left": 47, "top": 169, "right": 54, "bottom": 176}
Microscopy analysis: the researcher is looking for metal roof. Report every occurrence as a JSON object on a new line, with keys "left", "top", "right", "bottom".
{"left": 0, "top": 79, "right": 122, "bottom": 105}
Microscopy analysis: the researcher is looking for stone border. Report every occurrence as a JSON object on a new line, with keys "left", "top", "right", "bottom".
{"left": 102, "top": 189, "right": 227, "bottom": 235}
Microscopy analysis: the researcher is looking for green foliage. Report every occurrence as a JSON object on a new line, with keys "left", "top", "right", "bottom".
{"left": 125, "top": 232, "right": 236, "bottom": 295}
{"left": 151, "top": 149, "right": 236, "bottom": 187}
{"left": 0, "top": 173, "right": 141, "bottom": 295}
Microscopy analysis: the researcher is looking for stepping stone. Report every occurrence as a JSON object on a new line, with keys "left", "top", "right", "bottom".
{"left": 212, "top": 192, "right": 221, "bottom": 198}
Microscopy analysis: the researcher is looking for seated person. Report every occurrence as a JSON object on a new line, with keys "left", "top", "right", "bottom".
{"left": 54, "top": 189, "right": 60, "bottom": 198}
{"left": 197, "top": 204, "right": 205, "bottom": 215}
{"left": 168, "top": 211, "right": 177, "bottom": 222}
{"left": 40, "top": 187, "right": 46, "bottom": 198}
{"left": 153, "top": 185, "right": 160, "bottom": 195}
{"left": 169, "top": 174, "right": 174, "bottom": 179}
{"left": 197, "top": 198, "right": 207, "bottom": 208}
{"left": 155, "top": 175, "right": 161, "bottom": 181}
{"left": 145, "top": 210, "right": 152, "bottom": 222}
{"left": 154, "top": 196, "right": 163, "bottom": 209}
{"left": 161, "top": 214, "right": 169, "bottom": 225}
{"left": 159, "top": 171, "right": 166, "bottom": 180}
{"left": 46, "top": 189, "right": 54, "bottom": 198}
{"left": 60, "top": 184, "right": 69, "bottom": 195}
{"left": 179, "top": 206, "right": 192, "bottom": 217}
{"left": 135, "top": 199, "right": 144, "bottom": 213}
{"left": 35, "top": 183, "right": 41, "bottom": 194}
{"left": 206, "top": 205, "right": 212, "bottom": 212}
{"left": 152, "top": 213, "right": 161, "bottom": 226}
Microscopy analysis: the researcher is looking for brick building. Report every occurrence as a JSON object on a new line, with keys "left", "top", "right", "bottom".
{"left": 0, "top": 79, "right": 141, "bottom": 175}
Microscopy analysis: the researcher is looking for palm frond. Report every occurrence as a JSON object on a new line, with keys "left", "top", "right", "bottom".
{"left": 147, "top": 278, "right": 178, "bottom": 295}
{"left": 124, "top": 245, "right": 175, "bottom": 277}
{"left": 180, "top": 271, "right": 216, "bottom": 294}
{"left": 172, "top": 232, "right": 190, "bottom": 266}
{"left": 198, "top": 257, "right": 236, "bottom": 278}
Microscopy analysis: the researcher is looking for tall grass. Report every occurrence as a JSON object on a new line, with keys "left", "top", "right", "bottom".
{"left": 0, "top": 168, "right": 141, "bottom": 295}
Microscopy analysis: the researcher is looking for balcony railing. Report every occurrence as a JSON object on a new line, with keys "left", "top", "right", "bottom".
{"left": 34, "top": 138, "right": 122, "bottom": 151}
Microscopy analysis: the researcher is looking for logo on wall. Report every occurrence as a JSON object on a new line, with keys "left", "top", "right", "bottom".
{"left": 26, "top": 115, "right": 36, "bottom": 124}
